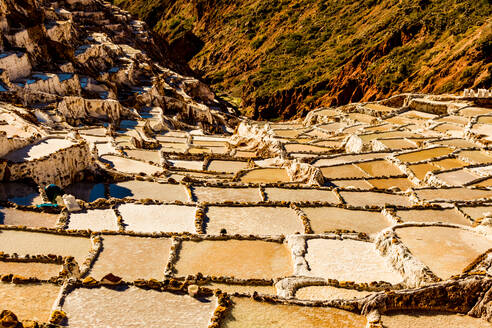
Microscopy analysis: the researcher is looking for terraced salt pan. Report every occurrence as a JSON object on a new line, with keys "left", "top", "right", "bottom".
{"left": 302, "top": 207, "right": 391, "bottom": 234}
{"left": 88, "top": 235, "right": 171, "bottom": 280}
{"left": 124, "top": 149, "right": 161, "bottom": 163}
{"left": 377, "top": 138, "right": 418, "bottom": 150}
{"left": 331, "top": 179, "right": 373, "bottom": 190}
{"left": 205, "top": 206, "right": 303, "bottom": 235}
{"left": 169, "top": 159, "right": 203, "bottom": 170}
{"left": 320, "top": 164, "right": 369, "bottom": 179}
{"left": 0, "top": 261, "right": 61, "bottom": 280}
{"left": 435, "top": 170, "right": 479, "bottom": 186}
{"left": 430, "top": 138, "right": 478, "bottom": 148}
{"left": 367, "top": 178, "right": 415, "bottom": 190}
{"left": 396, "top": 147, "right": 454, "bottom": 163}
{"left": 284, "top": 144, "right": 332, "bottom": 153}
{"left": 222, "top": 297, "right": 366, "bottom": 328}
{"left": 0, "top": 230, "right": 92, "bottom": 266}
{"left": 265, "top": 188, "right": 340, "bottom": 203}
{"left": 339, "top": 191, "right": 412, "bottom": 207}
{"left": 207, "top": 160, "right": 249, "bottom": 173}
{"left": 68, "top": 209, "right": 119, "bottom": 231}
{"left": 94, "top": 142, "right": 116, "bottom": 156}
{"left": 234, "top": 150, "right": 257, "bottom": 158}
{"left": 0, "top": 207, "right": 58, "bottom": 228}
{"left": 395, "top": 226, "right": 492, "bottom": 279}
{"left": 273, "top": 129, "right": 305, "bottom": 138}
{"left": 206, "top": 283, "right": 276, "bottom": 295}
{"left": 457, "top": 150, "right": 492, "bottom": 164}
{"left": 459, "top": 206, "right": 492, "bottom": 220}
{"left": 381, "top": 311, "right": 492, "bottom": 328}
{"left": 295, "top": 286, "right": 372, "bottom": 301}
{"left": 118, "top": 204, "right": 196, "bottom": 233}
{"left": 192, "top": 186, "right": 261, "bottom": 202}
{"left": 396, "top": 208, "right": 470, "bottom": 226}
{"left": 159, "top": 142, "right": 187, "bottom": 153}
{"left": 175, "top": 240, "right": 293, "bottom": 279}
{"left": 2, "top": 138, "right": 74, "bottom": 162}
{"left": 109, "top": 181, "right": 188, "bottom": 202}
{"left": 472, "top": 178, "right": 492, "bottom": 187}
{"left": 312, "top": 153, "right": 390, "bottom": 167}
{"left": 0, "top": 283, "right": 60, "bottom": 322}
{"left": 431, "top": 158, "right": 468, "bottom": 170}
{"left": 62, "top": 286, "right": 217, "bottom": 328}
{"left": 415, "top": 188, "right": 492, "bottom": 202}
{"left": 240, "top": 168, "right": 290, "bottom": 183}
{"left": 457, "top": 107, "right": 492, "bottom": 117}
{"left": 0, "top": 182, "right": 43, "bottom": 206}
{"left": 409, "top": 163, "right": 437, "bottom": 180}
{"left": 65, "top": 182, "right": 105, "bottom": 202}
{"left": 305, "top": 239, "right": 402, "bottom": 283}
{"left": 355, "top": 160, "right": 403, "bottom": 177}
{"left": 100, "top": 155, "right": 162, "bottom": 175}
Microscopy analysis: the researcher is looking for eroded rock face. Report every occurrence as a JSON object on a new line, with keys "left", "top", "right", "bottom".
{"left": 0, "top": 0, "right": 238, "bottom": 132}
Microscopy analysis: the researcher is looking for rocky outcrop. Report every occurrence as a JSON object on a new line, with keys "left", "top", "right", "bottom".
{"left": 0, "top": 0, "right": 238, "bottom": 132}
{"left": 4, "top": 139, "right": 94, "bottom": 187}
{"left": 228, "top": 122, "right": 286, "bottom": 158}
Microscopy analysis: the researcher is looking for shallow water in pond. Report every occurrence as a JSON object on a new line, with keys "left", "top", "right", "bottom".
{"left": 240, "top": 168, "right": 290, "bottom": 183}
{"left": 68, "top": 209, "right": 118, "bottom": 231}
{"left": 332, "top": 179, "right": 373, "bottom": 189}
{"left": 207, "top": 160, "right": 249, "bottom": 173}
{"left": 192, "top": 187, "right": 261, "bottom": 203}
{"left": 109, "top": 180, "right": 188, "bottom": 202}
{"left": 100, "top": 155, "right": 162, "bottom": 175}
{"left": 396, "top": 147, "right": 454, "bottom": 163}
{"left": 0, "top": 261, "right": 61, "bottom": 280}
{"left": 415, "top": 188, "right": 492, "bottom": 202}
{"left": 320, "top": 164, "right": 369, "bottom": 179}
{"left": 62, "top": 286, "right": 217, "bottom": 328}
{"left": 265, "top": 188, "right": 340, "bottom": 203}
{"left": 88, "top": 235, "right": 171, "bottom": 280}
{"left": 302, "top": 207, "right": 390, "bottom": 234}
{"left": 381, "top": 311, "right": 492, "bottom": 328}
{"left": 355, "top": 160, "right": 402, "bottom": 177}
{"left": 0, "top": 207, "right": 58, "bottom": 228}
{"left": 305, "top": 239, "right": 402, "bottom": 284}
{"left": 284, "top": 144, "right": 332, "bottom": 153}
{"left": 205, "top": 206, "right": 303, "bottom": 235}
{"left": 222, "top": 297, "right": 366, "bottom": 328}
{"left": 118, "top": 204, "right": 196, "bottom": 233}
{"left": 367, "top": 178, "right": 415, "bottom": 190}
{"left": 124, "top": 149, "right": 161, "bottom": 163}
{"left": 0, "top": 283, "right": 60, "bottom": 322}
{"left": 340, "top": 191, "right": 412, "bottom": 207}
{"left": 0, "top": 230, "right": 92, "bottom": 267}
{"left": 396, "top": 208, "right": 470, "bottom": 226}
{"left": 175, "top": 240, "right": 293, "bottom": 279}
{"left": 458, "top": 206, "right": 492, "bottom": 220}
{"left": 395, "top": 226, "right": 492, "bottom": 279}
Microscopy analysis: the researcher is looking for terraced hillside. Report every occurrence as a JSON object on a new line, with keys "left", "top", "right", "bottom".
{"left": 113, "top": 0, "right": 492, "bottom": 119}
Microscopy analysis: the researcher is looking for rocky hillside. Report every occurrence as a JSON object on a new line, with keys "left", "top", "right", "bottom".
{"left": 113, "top": 0, "right": 492, "bottom": 119}
{"left": 0, "top": 0, "right": 239, "bottom": 134}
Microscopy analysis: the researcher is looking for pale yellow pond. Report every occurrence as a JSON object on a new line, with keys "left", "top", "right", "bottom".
{"left": 175, "top": 240, "right": 293, "bottom": 279}
{"left": 222, "top": 297, "right": 366, "bottom": 328}
{"left": 395, "top": 226, "right": 492, "bottom": 279}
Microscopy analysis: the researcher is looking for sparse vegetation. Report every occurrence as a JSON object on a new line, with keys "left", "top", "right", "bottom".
{"left": 113, "top": 0, "right": 492, "bottom": 119}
